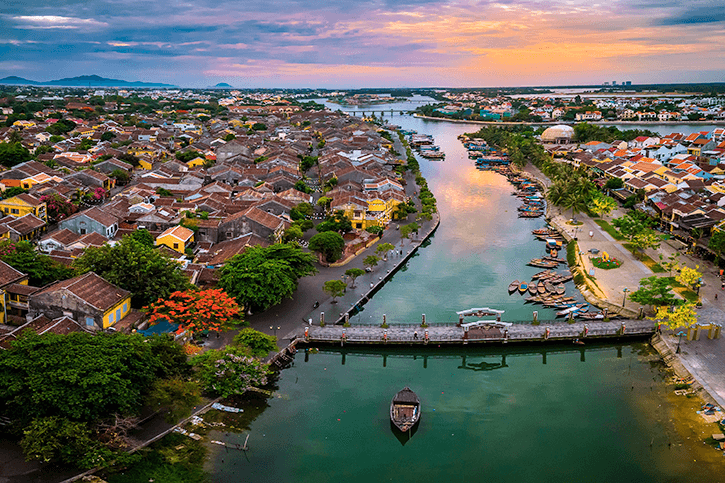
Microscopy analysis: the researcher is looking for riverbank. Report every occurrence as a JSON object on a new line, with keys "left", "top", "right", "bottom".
{"left": 413, "top": 113, "right": 725, "bottom": 126}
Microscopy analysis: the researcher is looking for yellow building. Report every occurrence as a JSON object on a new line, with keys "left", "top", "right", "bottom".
{"left": 186, "top": 157, "right": 207, "bottom": 168}
{"left": 0, "top": 260, "right": 29, "bottom": 324}
{"left": 0, "top": 194, "right": 47, "bottom": 222}
{"left": 156, "top": 225, "right": 195, "bottom": 253}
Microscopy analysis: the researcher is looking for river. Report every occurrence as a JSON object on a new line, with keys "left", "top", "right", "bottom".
{"left": 205, "top": 100, "right": 723, "bottom": 481}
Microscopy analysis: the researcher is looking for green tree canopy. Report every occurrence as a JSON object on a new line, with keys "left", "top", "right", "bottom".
{"left": 0, "top": 142, "right": 32, "bottom": 167}
{"left": 323, "top": 279, "right": 347, "bottom": 302}
{"left": 628, "top": 276, "right": 679, "bottom": 308}
{"left": 74, "top": 235, "right": 190, "bottom": 308}
{"left": 192, "top": 346, "right": 270, "bottom": 398}
{"left": 233, "top": 328, "right": 278, "bottom": 358}
{"left": 0, "top": 240, "right": 74, "bottom": 286}
{"left": 316, "top": 210, "right": 353, "bottom": 234}
{"left": 218, "top": 243, "right": 317, "bottom": 312}
{"left": 129, "top": 228, "right": 154, "bottom": 247}
{"left": 345, "top": 267, "right": 365, "bottom": 288}
{"left": 604, "top": 178, "right": 624, "bottom": 190}
{"left": 309, "top": 231, "right": 346, "bottom": 263}
{"left": 708, "top": 230, "right": 725, "bottom": 265}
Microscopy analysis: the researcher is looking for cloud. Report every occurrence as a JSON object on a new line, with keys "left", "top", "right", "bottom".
{"left": 12, "top": 15, "right": 109, "bottom": 29}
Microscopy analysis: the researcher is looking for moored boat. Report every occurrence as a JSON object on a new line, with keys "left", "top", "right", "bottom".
{"left": 391, "top": 387, "right": 421, "bottom": 433}
{"left": 518, "top": 281, "right": 528, "bottom": 294}
{"left": 508, "top": 280, "right": 519, "bottom": 294}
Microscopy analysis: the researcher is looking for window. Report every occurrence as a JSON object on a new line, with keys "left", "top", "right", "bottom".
{"left": 123, "top": 303, "right": 128, "bottom": 313}
{"left": 80, "top": 228, "right": 86, "bottom": 235}
{"left": 173, "top": 243, "right": 179, "bottom": 249}
{"left": 86, "top": 317, "right": 94, "bottom": 326}
{"left": 356, "top": 223, "right": 362, "bottom": 229}
{"left": 3, "top": 208, "right": 7, "bottom": 213}
{"left": 108, "top": 312, "right": 114, "bottom": 323}
{"left": 10, "top": 209, "right": 18, "bottom": 214}
{"left": 115, "top": 308, "right": 121, "bottom": 322}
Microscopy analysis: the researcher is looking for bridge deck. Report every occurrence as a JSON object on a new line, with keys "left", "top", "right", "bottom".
{"left": 302, "top": 319, "right": 655, "bottom": 345}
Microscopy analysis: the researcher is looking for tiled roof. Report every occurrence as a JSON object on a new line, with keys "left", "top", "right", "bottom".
{"left": 34, "top": 272, "right": 130, "bottom": 312}
{"left": 0, "top": 260, "right": 26, "bottom": 287}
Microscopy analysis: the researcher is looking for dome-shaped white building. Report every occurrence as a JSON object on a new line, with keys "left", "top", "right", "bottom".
{"left": 540, "top": 125, "right": 574, "bottom": 144}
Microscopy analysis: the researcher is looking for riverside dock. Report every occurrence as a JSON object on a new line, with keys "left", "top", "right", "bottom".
{"left": 299, "top": 319, "right": 656, "bottom": 346}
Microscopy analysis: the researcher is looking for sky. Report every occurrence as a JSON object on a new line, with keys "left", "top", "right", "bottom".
{"left": 1, "top": 0, "right": 724, "bottom": 88}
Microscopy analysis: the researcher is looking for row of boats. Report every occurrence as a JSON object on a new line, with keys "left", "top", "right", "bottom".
{"left": 407, "top": 132, "right": 445, "bottom": 159}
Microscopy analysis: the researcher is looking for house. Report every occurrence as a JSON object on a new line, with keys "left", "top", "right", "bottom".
{"left": 0, "top": 260, "right": 30, "bottom": 324}
{"left": 3, "top": 214, "right": 47, "bottom": 241}
{"left": 0, "top": 194, "right": 47, "bottom": 222}
{"left": 156, "top": 225, "right": 195, "bottom": 253}
{"left": 27, "top": 272, "right": 132, "bottom": 330}
{"left": 59, "top": 207, "right": 119, "bottom": 238}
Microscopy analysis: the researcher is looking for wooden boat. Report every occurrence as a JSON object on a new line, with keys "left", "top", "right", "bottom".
{"left": 508, "top": 280, "right": 519, "bottom": 294}
{"left": 556, "top": 284, "right": 565, "bottom": 295}
{"left": 556, "top": 304, "right": 588, "bottom": 317}
{"left": 550, "top": 249, "right": 558, "bottom": 258}
{"left": 579, "top": 312, "right": 605, "bottom": 320}
{"left": 528, "top": 282, "right": 538, "bottom": 295}
{"left": 518, "top": 281, "right": 528, "bottom": 294}
{"left": 391, "top": 387, "right": 420, "bottom": 433}
{"left": 538, "top": 281, "right": 546, "bottom": 294}
{"left": 545, "top": 282, "right": 555, "bottom": 293}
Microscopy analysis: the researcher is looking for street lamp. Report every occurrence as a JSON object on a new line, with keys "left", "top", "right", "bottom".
{"left": 270, "top": 326, "right": 280, "bottom": 337}
{"left": 622, "top": 288, "right": 629, "bottom": 307}
{"left": 676, "top": 330, "right": 685, "bottom": 354}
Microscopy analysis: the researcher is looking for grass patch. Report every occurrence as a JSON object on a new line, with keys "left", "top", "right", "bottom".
{"left": 594, "top": 219, "right": 625, "bottom": 241}
{"left": 567, "top": 240, "right": 578, "bottom": 267}
{"left": 592, "top": 256, "right": 622, "bottom": 269}
{"left": 677, "top": 289, "right": 700, "bottom": 303}
{"left": 104, "top": 433, "right": 209, "bottom": 483}
{"left": 622, "top": 243, "right": 666, "bottom": 273}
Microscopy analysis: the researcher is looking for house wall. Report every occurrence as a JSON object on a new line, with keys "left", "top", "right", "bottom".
{"left": 60, "top": 214, "right": 116, "bottom": 237}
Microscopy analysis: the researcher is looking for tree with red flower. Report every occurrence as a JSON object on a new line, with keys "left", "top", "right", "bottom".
{"left": 145, "top": 288, "right": 242, "bottom": 335}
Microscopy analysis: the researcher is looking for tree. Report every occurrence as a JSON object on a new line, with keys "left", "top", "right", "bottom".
{"left": 629, "top": 231, "right": 662, "bottom": 257}
{"left": 317, "top": 196, "right": 332, "bottom": 213}
{"left": 218, "top": 243, "right": 317, "bottom": 312}
{"left": 192, "top": 346, "right": 270, "bottom": 398}
{"left": 282, "top": 224, "right": 303, "bottom": 242}
{"left": 0, "top": 141, "right": 32, "bottom": 167}
{"left": 147, "top": 378, "right": 201, "bottom": 424}
{"left": 2, "top": 186, "right": 28, "bottom": 199}
{"left": 323, "top": 279, "right": 347, "bottom": 303}
{"left": 0, "top": 331, "right": 189, "bottom": 431}
{"left": 39, "top": 193, "right": 76, "bottom": 222}
{"left": 101, "top": 131, "right": 116, "bottom": 142}
{"left": 233, "top": 328, "right": 278, "bottom": 358}
{"left": 117, "top": 153, "right": 140, "bottom": 167}
{"left": 251, "top": 122, "right": 267, "bottom": 131}
{"left": 110, "top": 169, "right": 130, "bottom": 185}
{"left": 658, "top": 251, "right": 681, "bottom": 276}
{"left": 376, "top": 242, "right": 395, "bottom": 260}
{"left": 709, "top": 230, "right": 725, "bottom": 266}
{"left": 146, "top": 288, "right": 242, "bottom": 335}
{"left": 294, "top": 202, "right": 314, "bottom": 218}
{"left": 316, "top": 210, "right": 352, "bottom": 234}
{"left": 629, "top": 276, "right": 679, "bottom": 309}
{"left": 74, "top": 236, "right": 190, "bottom": 308}
{"left": 293, "top": 180, "right": 312, "bottom": 194}
{"left": 588, "top": 193, "right": 617, "bottom": 217}
{"left": 400, "top": 222, "right": 420, "bottom": 245}
{"left": 0, "top": 240, "right": 74, "bottom": 286}
{"left": 345, "top": 267, "right": 365, "bottom": 288}
{"left": 363, "top": 255, "right": 380, "bottom": 270}
{"left": 129, "top": 228, "right": 154, "bottom": 247}
{"left": 651, "top": 303, "right": 697, "bottom": 330}
{"left": 309, "top": 231, "right": 346, "bottom": 263}
{"left": 20, "top": 417, "right": 99, "bottom": 467}
{"left": 677, "top": 265, "right": 702, "bottom": 291}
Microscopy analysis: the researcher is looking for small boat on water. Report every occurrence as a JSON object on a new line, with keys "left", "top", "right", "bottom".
{"left": 508, "top": 280, "right": 519, "bottom": 294}
{"left": 528, "top": 282, "right": 538, "bottom": 295}
{"left": 538, "top": 281, "right": 546, "bottom": 294}
{"left": 391, "top": 387, "right": 421, "bottom": 433}
{"left": 556, "top": 284, "right": 565, "bottom": 295}
{"left": 556, "top": 304, "right": 588, "bottom": 317}
{"left": 518, "top": 281, "right": 528, "bottom": 294}
{"left": 545, "top": 282, "right": 555, "bottom": 293}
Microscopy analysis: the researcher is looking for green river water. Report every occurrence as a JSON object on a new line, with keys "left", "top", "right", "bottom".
{"left": 206, "top": 104, "right": 723, "bottom": 481}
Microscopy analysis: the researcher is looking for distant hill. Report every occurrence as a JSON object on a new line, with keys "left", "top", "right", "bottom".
{"left": 0, "top": 74, "right": 176, "bottom": 88}
{"left": 214, "top": 82, "right": 233, "bottom": 88}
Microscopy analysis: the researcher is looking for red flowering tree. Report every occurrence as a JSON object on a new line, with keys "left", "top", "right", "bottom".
{"left": 145, "top": 289, "right": 242, "bottom": 334}
{"left": 39, "top": 193, "right": 77, "bottom": 222}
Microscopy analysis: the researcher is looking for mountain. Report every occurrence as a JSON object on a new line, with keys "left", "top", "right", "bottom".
{"left": 213, "top": 82, "right": 233, "bottom": 88}
{"left": 0, "top": 76, "right": 40, "bottom": 85}
{"left": 0, "top": 74, "right": 176, "bottom": 88}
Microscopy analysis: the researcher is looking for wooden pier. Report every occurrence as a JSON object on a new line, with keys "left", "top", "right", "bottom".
{"left": 300, "top": 319, "right": 656, "bottom": 346}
